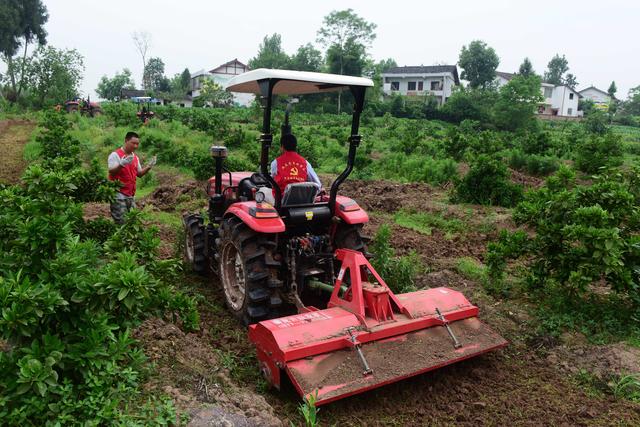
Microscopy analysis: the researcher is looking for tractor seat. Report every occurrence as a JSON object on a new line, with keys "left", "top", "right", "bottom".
{"left": 281, "top": 182, "right": 320, "bottom": 207}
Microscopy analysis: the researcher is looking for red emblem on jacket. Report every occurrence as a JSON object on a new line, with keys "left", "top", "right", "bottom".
{"left": 275, "top": 151, "right": 308, "bottom": 193}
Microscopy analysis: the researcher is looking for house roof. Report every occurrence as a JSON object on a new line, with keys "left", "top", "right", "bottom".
{"left": 120, "top": 89, "right": 146, "bottom": 99}
{"left": 579, "top": 86, "right": 610, "bottom": 97}
{"left": 209, "top": 58, "right": 249, "bottom": 74}
{"left": 382, "top": 65, "right": 460, "bottom": 85}
{"left": 225, "top": 68, "right": 373, "bottom": 95}
{"left": 495, "top": 71, "right": 516, "bottom": 81}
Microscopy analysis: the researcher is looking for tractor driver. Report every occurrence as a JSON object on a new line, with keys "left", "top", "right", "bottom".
{"left": 270, "top": 133, "right": 321, "bottom": 195}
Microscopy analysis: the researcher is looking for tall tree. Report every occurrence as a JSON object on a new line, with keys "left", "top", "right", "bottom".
{"left": 248, "top": 34, "right": 290, "bottom": 70}
{"left": 317, "top": 9, "right": 377, "bottom": 112}
{"left": 624, "top": 86, "right": 640, "bottom": 116}
{"left": 458, "top": 40, "right": 499, "bottom": 89}
{"left": 26, "top": 46, "right": 84, "bottom": 107}
{"left": 492, "top": 74, "right": 544, "bottom": 131}
{"left": 289, "top": 43, "right": 323, "bottom": 72}
{"left": 132, "top": 31, "right": 151, "bottom": 89}
{"left": 608, "top": 81, "right": 617, "bottom": 99}
{"left": 543, "top": 54, "right": 568, "bottom": 85}
{"left": 518, "top": 58, "right": 535, "bottom": 77}
{"left": 180, "top": 68, "right": 191, "bottom": 91}
{"left": 143, "top": 57, "right": 166, "bottom": 92}
{"left": 96, "top": 68, "right": 135, "bottom": 100}
{"left": 0, "top": 0, "right": 48, "bottom": 102}
{"left": 564, "top": 73, "right": 578, "bottom": 88}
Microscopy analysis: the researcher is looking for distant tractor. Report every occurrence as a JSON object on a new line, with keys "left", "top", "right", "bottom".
{"left": 64, "top": 96, "right": 102, "bottom": 117}
{"left": 183, "top": 69, "right": 507, "bottom": 406}
{"left": 133, "top": 97, "right": 156, "bottom": 124}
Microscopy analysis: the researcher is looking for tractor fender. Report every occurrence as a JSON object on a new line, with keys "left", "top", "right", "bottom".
{"left": 335, "top": 195, "right": 369, "bottom": 225}
{"left": 224, "top": 201, "right": 285, "bottom": 234}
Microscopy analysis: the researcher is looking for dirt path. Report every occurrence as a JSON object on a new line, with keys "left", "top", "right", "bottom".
{"left": 0, "top": 119, "right": 35, "bottom": 184}
{"left": 132, "top": 177, "right": 640, "bottom": 426}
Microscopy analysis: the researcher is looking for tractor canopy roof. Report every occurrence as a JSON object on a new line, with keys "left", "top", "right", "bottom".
{"left": 225, "top": 68, "right": 373, "bottom": 95}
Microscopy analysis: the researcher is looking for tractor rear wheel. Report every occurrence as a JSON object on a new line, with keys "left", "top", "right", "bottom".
{"left": 218, "top": 217, "right": 281, "bottom": 325}
{"left": 334, "top": 223, "right": 368, "bottom": 253}
{"left": 183, "top": 213, "right": 208, "bottom": 275}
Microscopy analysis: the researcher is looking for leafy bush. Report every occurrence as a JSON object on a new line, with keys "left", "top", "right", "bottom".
{"left": 101, "top": 101, "right": 140, "bottom": 128}
{"left": 369, "top": 225, "right": 423, "bottom": 293}
{"left": 0, "top": 111, "right": 199, "bottom": 424}
{"left": 486, "top": 166, "right": 640, "bottom": 337}
{"left": 508, "top": 150, "right": 559, "bottom": 176}
{"left": 454, "top": 154, "right": 523, "bottom": 206}
{"left": 574, "top": 132, "right": 623, "bottom": 174}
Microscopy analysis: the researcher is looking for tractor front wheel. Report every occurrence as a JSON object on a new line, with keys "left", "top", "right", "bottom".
{"left": 218, "top": 217, "right": 281, "bottom": 325}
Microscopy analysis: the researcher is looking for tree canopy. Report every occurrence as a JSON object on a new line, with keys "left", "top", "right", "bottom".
{"left": 316, "top": 8, "right": 376, "bottom": 76}
{"left": 26, "top": 46, "right": 84, "bottom": 107}
{"left": 543, "top": 54, "right": 569, "bottom": 85}
{"left": 289, "top": 43, "right": 323, "bottom": 72}
{"left": 96, "top": 69, "right": 135, "bottom": 101}
{"left": 248, "top": 34, "right": 290, "bottom": 70}
{"left": 0, "top": 0, "right": 48, "bottom": 102}
{"left": 518, "top": 58, "right": 535, "bottom": 77}
{"left": 143, "top": 57, "right": 169, "bottom": 93}
{"left": 608, "top": 81, "right": 617, "bottom": 98}
{"left": 458, "top": 40, "right": 499, "bottom": 89}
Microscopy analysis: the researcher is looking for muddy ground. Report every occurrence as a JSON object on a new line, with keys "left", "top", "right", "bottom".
{"left": 130, "top": 176, "right": 640, "bottom": 426}
{"left": 0, "top": 119, "right": 35, "bottom": 184}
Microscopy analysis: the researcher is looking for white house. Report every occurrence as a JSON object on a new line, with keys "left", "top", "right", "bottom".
{"left": 495, "top": 71, "right": 582, "bottom": 117}
{"left": 579, "top": 86, "right": 612, "bottom": 110}
{"left": 381, "top": 65, "right": 460, "bottom": 106}
{"left": 191, "top": 59, "right": 253, "bottom": 106}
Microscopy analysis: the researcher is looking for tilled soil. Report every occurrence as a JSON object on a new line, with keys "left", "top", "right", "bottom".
{"left": 0, "top": 119, "right": 35, "bottom": 184}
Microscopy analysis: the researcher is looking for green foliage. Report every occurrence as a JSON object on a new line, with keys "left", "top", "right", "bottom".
{"left": 25, "top": 46, "right": 84, "bottom": 107}
{"left": 455, "top": 257, "right": 487, "bottom": 283}
{"left": 458, "top": 40, "right": 500, "bottom": 89}
{"left": 297, "top": 391, "right": 319, "bottom": 427}
{"left": 454, "top": 154, "right": 523, "bottom": 207}
{"left": 574, "top": 132, "right": 623, "bottom": 173}
{"left": 487, "top": 166, "right": 640, "bottom": 339}
{"left": 0, "top": 110, "right": 199, "bottom": 425}
{"left": 249, "top": 33, "right": 291, "bottom": 70}
{"left": 101, "top": 101, "right": 140, "bottom": 127}
{"left": 610, "top": 374, "right": 640, "bottom": 402}
{"left": 508, "top": 150, "right": 559, "bottom": 176}
{"left": 544, "top": 54, "right": 569, "bottom": 86}
{"left": 394, "top": 210, "right": 465, "bottom": 238}
{"left": 96, "top": 68, "right": 136, "bottom": 101}
{"left": 492, "top": 75, "right": 543, "bottom": 131}
{"left": 370, "top": 225, "right": 423, "bottom": 293}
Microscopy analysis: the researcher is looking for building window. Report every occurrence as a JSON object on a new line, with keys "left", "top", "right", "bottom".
{"left": 384, "top": 77, "right": 390, "bottom": 83}
{"left": 430, "top": 81, "right": 442, "bottom": 90}
{"left": 408, "top": 81, "right": 416, "bottom": 91}
{"left": 568, "top": 108, "right": 573, "bottom": 115}
{"left": 544, "top": 87, "right": 553, "bottom": 98}
{"left": 418, "top": 81, "right": 424, "bottom": 91}
{"left": 390, "top": 81, "right": 399, "bottom": 91}
{"left": 569, "top": 93, "right": 574, "bottom": 100}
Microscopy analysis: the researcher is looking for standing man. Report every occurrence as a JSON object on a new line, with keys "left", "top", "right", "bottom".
{"left": 108, "top": 131, "right": 156, "bottom": 224}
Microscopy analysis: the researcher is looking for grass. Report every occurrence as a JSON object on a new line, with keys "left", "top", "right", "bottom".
{"left": 393, "top": 210, "right": 465, "bottom": 239}
{"left": 455, "top": 257, "right": 487, "bottom": 282}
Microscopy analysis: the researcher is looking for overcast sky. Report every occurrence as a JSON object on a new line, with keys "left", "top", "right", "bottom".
{"left": 39, "top": 0, "right": 640, "bottom": 99}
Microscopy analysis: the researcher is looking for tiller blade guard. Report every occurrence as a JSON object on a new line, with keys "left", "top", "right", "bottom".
{"left": 249, "top": 249, "right": 507, "bottom": 406}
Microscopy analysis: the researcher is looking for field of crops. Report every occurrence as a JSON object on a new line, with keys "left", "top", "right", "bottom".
{"left": 1, "top": 105, "right": 640, "bottom": 425}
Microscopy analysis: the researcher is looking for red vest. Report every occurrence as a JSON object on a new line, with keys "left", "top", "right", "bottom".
{"left": 275, "top": 151, "right": 308, "bottom": 194}
{"left": 108, "top": 148, "right": 139, "bottom": 196}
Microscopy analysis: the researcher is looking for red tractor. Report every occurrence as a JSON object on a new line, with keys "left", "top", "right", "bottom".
{"left": 64, "top": 96, "right": 102, "bottom": 117}
{"left": 183, "top": 69, "right": 506, "bottom": 406}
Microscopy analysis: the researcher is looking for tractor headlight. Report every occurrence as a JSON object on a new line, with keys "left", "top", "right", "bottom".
{"left": 255, "top": 191, "right": 265, "bottom": 203}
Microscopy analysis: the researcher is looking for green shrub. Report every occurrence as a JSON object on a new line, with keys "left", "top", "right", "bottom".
{"left": 454, "top": 154, "right": 523, "bottom": 206}
{"left": 370, "top": 225, "right": 423, "bottom": 293}
{"left": 574, "top": 132, "right": 623, "bottom": 174}
{"left": 486, "top": 166, "right": 640, "bottom": 338}
{"left": 508, "top": 150, "right": 559, "bottom": 176}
